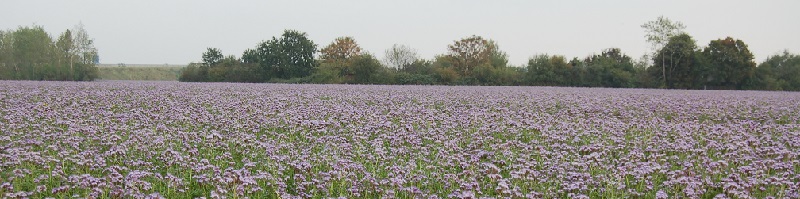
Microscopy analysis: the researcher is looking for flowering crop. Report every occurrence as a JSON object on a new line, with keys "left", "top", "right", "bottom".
{"left": 1, "top": 81, "right": 798, "bottom": 199}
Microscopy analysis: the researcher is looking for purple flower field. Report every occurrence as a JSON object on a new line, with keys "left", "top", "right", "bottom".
{"left": 0, "top": 81, "right": 798, "bottom": 199}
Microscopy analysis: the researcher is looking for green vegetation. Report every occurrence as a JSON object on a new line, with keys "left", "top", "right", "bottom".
{"left": 179, "top": 17, "right": 800, "bottom": 90}
{"left": 3, "top": 18, "right": 800, "bottom": 90}
{"left": 0, "top": 24, "right": 98, "bottom": 81}
{"left": 97, "top": 66, "right": 183, "bottom": 81}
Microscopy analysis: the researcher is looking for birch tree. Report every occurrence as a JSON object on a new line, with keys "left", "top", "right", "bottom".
{"left": 641, "top": 16, "right": 686, "bottom": 87}
{"left": 383, "top": 44, "right": 418, "bottom": 70}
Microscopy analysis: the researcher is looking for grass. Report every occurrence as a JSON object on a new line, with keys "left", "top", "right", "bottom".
{"left": 97, "top": 66, "right": 183, "bottom": 81}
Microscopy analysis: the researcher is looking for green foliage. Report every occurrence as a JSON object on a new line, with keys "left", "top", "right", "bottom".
{"left": 748, "top": 51, "right": 800, "bottom": 91}
{"left": 702, "top": 37, "right": 756, "bottom": 89}
{"left": 468, "top": 40, "right": 515, "bottom": 86}
{"left": 277, "top": 30, "right": 318, "bottom": 79}
{"left": 394, "top": 72, "right": 436, "bottom": 85}
{"left": 178, "top": 63, "right": 208, "bottom": 82}
{"left": 98, "top": 66, "right": 182, "bottom": 81}
{"left": 488, "top": 40, "right": 509, "bottom": 69}
{"left": 581, "top": 48, "right": 637, "bottom": 88}
{"left": 402, "top": 59, "right": 434, "bottom": 75}
{"left": 72, "top": 62, "right": 99, "bottom": 81}
{"left": 310, "top": 63, "right": 345, "bottom": 84}
{"left": 202, "top": 48, "right": 223, "bottom": 66}
{"left": 525, "top": 49, "right": 636, "bottom": 88}
{"left": 223, "top": 64, "right": 262, "bottom": 83}
{"left": 308, "top": 53, "right": 388, "bottom": 85}
{"left": 473, "top": 64, "right": 523, "bottom": 86}
{"left": 179, "top": 56, "right": 262, "bottom": 83}
{"left": 651, "top": 34, "right": 699, "bottom": 89}
{"left": 390, "top": 59, "right": 437, "bottom": 85}
{"left": 0, "top": 31, "right": 10, "bottom": 79}
{"left": 349, "top": 54, "right": 383, "bottom": 84}
{"left": 181, "top": 30, "right": 317, "bottom": 83}
{"left": 246, "top": 30, "right": 318, "bottom": 81}
{"left": 241, "top": 48, "right": 258, "bottom": 64}
{"left": 173, "top": 26, "right": 795, "bottom": 91}
{"left": 0, "top": 25, "right": 98, "bottom": 81}
{"left": 430, "top": 55, "right": 460, "bottom": 84}
{"left": 447, "top": 35, "right": 494, "bottom": 77}
{"left": 642, "top": 16, "right": 687, "bottom": 87}
{"left": 526, "top": 54, "right": 572, "bottom": 86}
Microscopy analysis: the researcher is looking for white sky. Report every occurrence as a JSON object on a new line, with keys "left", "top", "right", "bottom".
{"left": 3, "top": 0, "right": 799, "bottom": 66}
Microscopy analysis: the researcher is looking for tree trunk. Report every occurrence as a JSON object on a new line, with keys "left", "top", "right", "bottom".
{"left": 661, "top": 51, "right": 666, "bottom": 88}
{"left": 69, "top": 54, "right": 75, "bottom": 81}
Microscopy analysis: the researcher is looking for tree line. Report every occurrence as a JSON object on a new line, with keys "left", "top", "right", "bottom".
{"left": 1, "top": 18, "right": 796, "bottom": 90}
{"left": 0, "top": 24, "right": 99, "bottom": 81}
{"left": 180, "top": 17, "right": 800, "bottom": 91}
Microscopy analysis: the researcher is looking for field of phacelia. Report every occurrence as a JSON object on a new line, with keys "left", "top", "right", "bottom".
{"left": 0, "top": 81, "right": 798, "bottom": 199}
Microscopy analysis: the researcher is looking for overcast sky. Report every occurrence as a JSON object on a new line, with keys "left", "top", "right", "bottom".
{"left": 3, "top": 0, "right": 799, "bottom": 66}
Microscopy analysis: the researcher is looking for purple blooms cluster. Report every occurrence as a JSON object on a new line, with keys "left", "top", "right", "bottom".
{"left": 0, "top": 81, "right": 798, "bottom": 198}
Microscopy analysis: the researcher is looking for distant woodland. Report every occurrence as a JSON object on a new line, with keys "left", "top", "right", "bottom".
{"left": 179, "top": 17, "right": 800, "bottom": 90}
{"left": 2, "top": 17, "right": 800, "bottom": 90}
{"left": 0, "top": 24, "right": 99, "bottom": 81}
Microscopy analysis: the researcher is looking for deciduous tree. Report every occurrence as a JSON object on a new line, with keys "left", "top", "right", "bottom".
{"left": 0, "top": 24, "right": 97, "bottom": 81}
{"left": 278, "top": 30, "right": 317, "bottom": 78}
{"left": 652, "top": 33, "right": 698, "bottom": 89}
{"left": 71, "top": 23, "right": 98, "bottom": 65}
{"left": 642, "top": 16, "right": 686, "bottom": 87}
{"left": 583, "top": 48, "right": 637, "bottom": 88}
{"left": 487, "top": 40, "right": 508, "bottom": 69}
{"left": 0, "top": 30, "right": 10, "bottom": 79}
{"left": 248, "top": 29, "right": 318, "bottom": 80}
{"left": 320, "top": 37, "right": 362, "bottom": 64}
{"left": 12, "top": 26, "right": 54, "bottom": 80}
{"left": 202, "top": 48, "right": 223, "bottom": 66}
{"left": 67, "top": 23, "right": 99, "bottom": 80}
{"left": 751, "top": 51, "right": 800, "bottom": 90}
{"left": 349, "top": 54, "right": 382, "bottom": 84}
{"left": 383, "top": 44, "right": 418, "bottom": 70}
{"left": 56, "top": 29, "right": 75, "bottom": 78}
{"left": 702, "top": 37, "right": 756, "bottom": 89}
{"left": 526, "top": 54, "right": 570, "bottom": 86}
{"left": 447, "top": 35, "right": 494, "bottom": 76}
